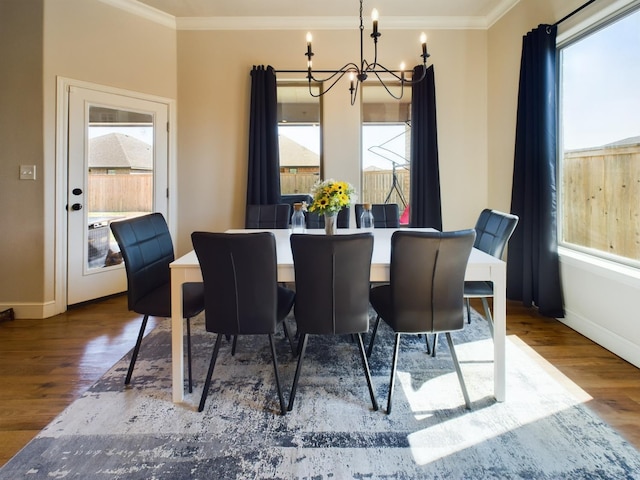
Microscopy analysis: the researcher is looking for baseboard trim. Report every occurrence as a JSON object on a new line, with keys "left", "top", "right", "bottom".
{"left": 0, "top": 301, "right": 59, "bottom": 320}
{"left": 560, "top": 307, "right": 640, "bottom": 369}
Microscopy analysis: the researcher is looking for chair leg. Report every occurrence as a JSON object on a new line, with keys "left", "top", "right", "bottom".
{"left": 125, "top": 314, "right": 149, "bottom": 385}
{"left": 287, "top": 334, "right": 308, "bottom": 411}
{"left": 425, "top": 334, "right": 431, "bottom": 356}
{"left": 231, "top": 335, "right": 238, "bottom": 356}
{"left": 198, "top": 334, "right": 223, "bottom": 412}
{"left": 281, "top": 320, "right": 296, "bottom": 356}
{"left": 366, "top": 315, "right": 381, "bottom": 358}
{"left": 481, "top": 297, "right": 494, "bottom": 338}
{"left": 186, "top": 317, "right": 193, "bottom": 393}
{"left": 268, "top": 334, "right": 286, "bottom": 415}
{"left": 386, "top": 333, "right": 401, "bottom": 414}
{"left": 355, "top": 333, "right": 379, "bottom": 411}
{"left": 431, "top": 333, "right": 438, "bottom": 357}
{"left": 445, "top": 332, "right": 471, "bottom": 410}
{"left": 466, "top": 298, "right": 472, "bottom": 324}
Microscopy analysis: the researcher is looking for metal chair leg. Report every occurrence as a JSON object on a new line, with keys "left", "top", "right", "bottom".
{"left": 186, "top": 317, "right": 193, "bottom": 393}
{"left": 431, "top": 333, "right": 438, "bottom": 357}
{"left": 198, "top": 334, "right": 223, "bottom": 412}
{"left": 231, "top": 335, "right": 238, "bottom": 356}
{"left": 356, "top": 333, "right": 378, "bottom": 411}
{"left": 446, "top": 332, "right": 471, "bottom": 410}
{"left": 466, "top": 298, "right": 472, "bottom": 324}
{"left": 287, "top": 334, "right": 308, "bottom": 411}
{"left": 481, "top": 297, "right": 494, "bottom": 338}
{"left": 125, "top": 314, "right": 149, "bottom": 385}
{"left": 281, "top": 320, "right": 296, "bottom": 356}
{"left": 425, "top": 333, "right": 431, "bottom": 355}
{"left": 268, "top": 334, "right": 286, "bottom": 415}
{"left": 386, "top": 333, "right": 401, "bottom": 415}
{"left": 366, "top": 315, "right": 381, "bottom": 358}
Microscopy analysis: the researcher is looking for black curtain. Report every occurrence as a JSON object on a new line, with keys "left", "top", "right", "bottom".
{"left": 246, "top": 65, "right": 281, "bottom": 207}
{"left": 507, "top": 25, "right": 564, "bottom": 318}
{"left": 409, "top": 65, "right": 442, "bottom": 230}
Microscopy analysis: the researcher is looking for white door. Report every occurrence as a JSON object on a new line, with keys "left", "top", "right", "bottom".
{"left": 67, "top": 86, "right": 168, "bottom": 305}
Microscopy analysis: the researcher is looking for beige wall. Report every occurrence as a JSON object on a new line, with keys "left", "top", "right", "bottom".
{"left": 0, "top": 0, "right": 177, "bottom": 316}
{"left": 176, "top": 27, "right": 488, "bottom": 253}
{"left": 0, "top": 0, "right": 45, "bottom": 303}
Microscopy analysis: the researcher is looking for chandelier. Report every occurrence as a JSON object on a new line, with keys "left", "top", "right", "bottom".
{"left": 305, "top": 0, "right": 430, "bottom": 105}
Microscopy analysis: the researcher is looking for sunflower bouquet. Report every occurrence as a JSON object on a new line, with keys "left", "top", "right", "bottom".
{"left": 308, "top": 179, "right": 356, "bottom": 216}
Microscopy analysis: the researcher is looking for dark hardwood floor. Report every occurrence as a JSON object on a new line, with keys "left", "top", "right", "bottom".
{"left": 0, "top": 295, "right": 639, "bottom": 467}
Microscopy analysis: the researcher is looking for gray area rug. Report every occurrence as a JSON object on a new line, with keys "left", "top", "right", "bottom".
{"left": 2, "top": 310, "right": 640, "bottom": 479}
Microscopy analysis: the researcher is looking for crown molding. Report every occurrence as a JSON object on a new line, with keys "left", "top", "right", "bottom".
{"left": 485, "top": 0, "right": 522, "bottom": 28}
{"left": 98, "top": 0, "right": 176, "bottom": 28}
{"left": 176, "top": 15, "right": 489, "bottom": 31}
{"left": 100, "top": 0, "right": 523, "bottom": 31}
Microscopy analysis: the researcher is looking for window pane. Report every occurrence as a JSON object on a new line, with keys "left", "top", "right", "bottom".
{"left": 362, "top": 85, "right": 411, "bottom": 223}
{"left": 277, "top": 84, "right": 320, "bottom": 196}
{"left": 560, "top": 8, "right": 640, "bottom": 264}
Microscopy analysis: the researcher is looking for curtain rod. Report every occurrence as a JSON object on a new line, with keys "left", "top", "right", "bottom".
{"left": 552, "top": 0, "right": 598, "bottom": 27}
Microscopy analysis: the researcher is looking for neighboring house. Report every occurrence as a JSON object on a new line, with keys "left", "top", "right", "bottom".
{"left": 89, "top": 133, "right": 152, "bottom": 174}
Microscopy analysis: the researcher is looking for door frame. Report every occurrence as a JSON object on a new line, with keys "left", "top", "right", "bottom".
{"left": 54, "top": 77, "right": 177, "bottom": 315}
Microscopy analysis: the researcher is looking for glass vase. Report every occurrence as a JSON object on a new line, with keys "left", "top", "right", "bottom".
{"left": 324, "top": 212, "right": 338, "bottom": 235}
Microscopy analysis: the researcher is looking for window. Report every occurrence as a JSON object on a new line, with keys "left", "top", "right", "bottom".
{"left": 559, "top": 7, "right": 640, "bottom": 266}
{"left": 277, "top": 84, "right": 321, "bottom": 196}
{"left": 361, "top": 85, "right": 411, "bottom": 223}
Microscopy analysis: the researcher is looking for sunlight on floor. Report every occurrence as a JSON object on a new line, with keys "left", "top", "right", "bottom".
{"left": 396, "top": 335, "right": 594, "bottom": 465}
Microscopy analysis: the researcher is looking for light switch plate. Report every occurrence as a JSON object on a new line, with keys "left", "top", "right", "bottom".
{"left": 20, "top": 165, "right": 36, "bottom": 180}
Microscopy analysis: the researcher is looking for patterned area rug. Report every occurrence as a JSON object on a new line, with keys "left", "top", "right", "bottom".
{"left": 2, "top": 310, "right": 640, "bottom": 479}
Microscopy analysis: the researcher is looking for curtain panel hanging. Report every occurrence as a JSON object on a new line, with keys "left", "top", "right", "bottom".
{"left": 507, "top": 25, "right": 564, "bottom": 318}
{"left": 246, "top": 65, "right": 281, "bottom": 210}
{"left": 409, "top": 65, "right": 442, "bottom": 230}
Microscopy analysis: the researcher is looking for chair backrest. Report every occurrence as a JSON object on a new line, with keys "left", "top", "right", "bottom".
{"left": 354, "top": 203, "right": 400, "bottom": 228}
{"left": 290, "top": 233, "right": 373, "bottom": 335}
{"left": 191, "top": 231, "right": 279, "bottom": 335}
{"left": 110, "top": 213, "right": 174, "bottom": 312}
{"left": 473, "top": 209, "right": 519, "bottom": 259}
{"left": 305, "top": 207, "right": 350, "bottom": 229}
{"left": 390, "top": 230, "right": 475, "bottom": 334}
{"left": 280, "top": 194, "right": 313, "bottom": 213}
{"left": 245, "top": 204, "right": 291, "bottom": 229}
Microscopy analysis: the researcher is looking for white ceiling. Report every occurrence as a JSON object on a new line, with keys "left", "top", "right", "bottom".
{"left": 103, "top": 0, "right": 522, "bottom": 29}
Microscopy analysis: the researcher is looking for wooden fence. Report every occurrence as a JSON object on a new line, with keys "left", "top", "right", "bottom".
{"left": 562, "top": 143, "right": 640, "bottom": 260}
{"left": 88, "top": 174, "right": 152, "bottom": 212}
{"left": 281, "top": 169, "right": 410, "bottom": 207}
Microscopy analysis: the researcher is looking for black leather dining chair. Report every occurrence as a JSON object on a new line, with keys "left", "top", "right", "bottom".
{"left": 245, "top": 204, "right": 291, "bottom": 229}
{"left": 191, "top": 231, "right": 295, "bottom": 415}
{"left": 464, "top": 209, "right": 519, "bottom": 332}
{"left": 110, "top": 213, "right": 204, "bottom": 392}
{"left": 367, "top": 229, "right": 476, "bottom": 413}
{"left": 288, "top": 233, "right": 378, "bottom": 412}
{"left": 354, "top": 203, "right": 400, "bottom": 228}
{"left": 305, "top": 207, "right": 350, "bottom": 229}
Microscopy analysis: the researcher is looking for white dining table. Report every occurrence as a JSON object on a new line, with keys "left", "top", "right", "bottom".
{"left": 170, "top": 228, "right": 507, "bottom": 404}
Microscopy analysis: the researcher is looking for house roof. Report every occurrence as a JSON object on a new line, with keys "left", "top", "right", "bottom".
{"left": 89, "top": 133, "right": 153, "bottom": 170}
{"left": 279, "top": 135, "right": 319, "bottom": 167}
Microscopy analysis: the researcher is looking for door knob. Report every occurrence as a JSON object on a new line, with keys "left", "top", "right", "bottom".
{"left": 71, "top": 203, "right": 83, "bottom": 211}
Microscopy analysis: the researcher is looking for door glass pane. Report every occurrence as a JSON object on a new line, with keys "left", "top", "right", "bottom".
{"left": 87, "top": 106, "right": 154, "bottom": 270}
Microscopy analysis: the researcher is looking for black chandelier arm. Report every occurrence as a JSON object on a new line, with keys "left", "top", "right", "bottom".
{"left": 369, "top": 69, "right": 405, "bottom": 100}
{"left": 307, "top": 62, "right": 360, "bottom": 84}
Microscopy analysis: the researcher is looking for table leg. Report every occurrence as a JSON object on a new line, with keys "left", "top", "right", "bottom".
{"left": 492, "top": 264, "right": 506, "bottom": 402}
{"left": 171, "top": 269, "right": 185, "bottom": 403}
